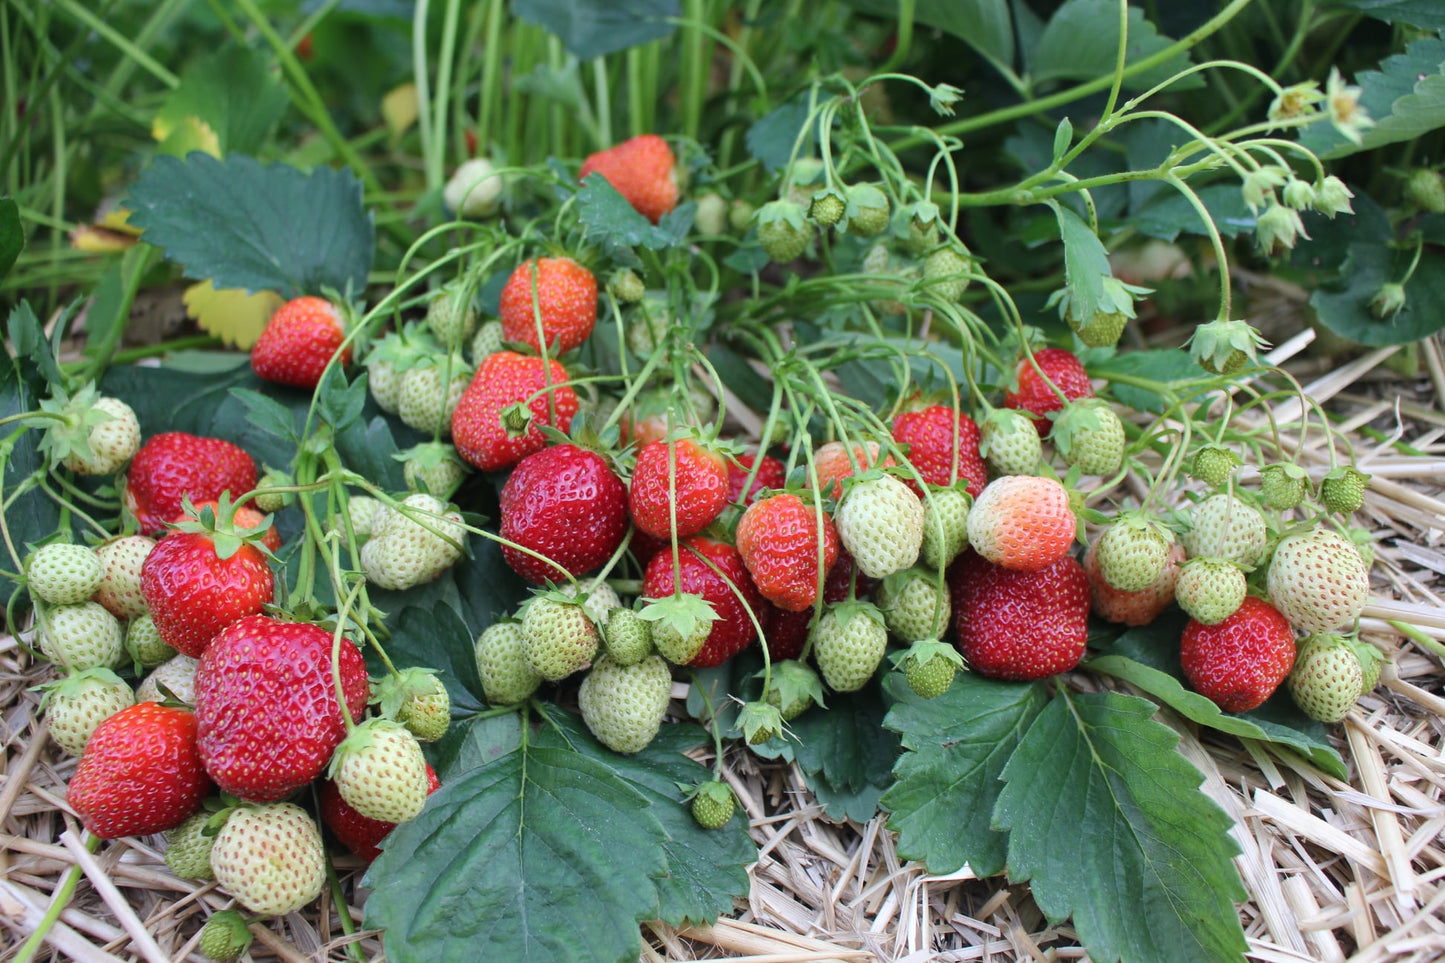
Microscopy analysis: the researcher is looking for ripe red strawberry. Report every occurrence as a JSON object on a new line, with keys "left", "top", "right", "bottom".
{"left": 1003, "top": 347, "right": 1094, "bottom": 433}
{"left": 948, "top": 551, "right": 1090, "bottom": 680}
{"left": 892, "top": 405, "right": 987, "bottom": 496}
{"left": 124, "top": 433, "right": 258, "bottom": 536}
{"left": 727, "top": 452, "right": 787, "bottom": 506}
{"left": 450, "top": 350, "right": 580, "bottom": 472}
{"left": 1180, "top": 595, "right": 1296, "bottom": 712}
{"left": 579, "top": 134, "right": 678, "bottom": 224}
{"left": 736, "top": 493, "right": 840, "bottom": 612}
{"left": 966, "top": 475, "right": 1077, "bottom": 571}
{"left": 321, "top": 764, "right": 440, "bottom": 862}
{"left": 642, "top": 537, "right": 763, "bottom": 668}
{"left": 194, "top": 616, "right": 369, "bottom": 802}
{"left": 172, "top": 499, "right": 281, "bottom": 553}
{"left": 500, "top": 444, "right": 628, "bottom": 584}
{"left": 251, "top": 296, "right": 349, "bottom": 389}
{"left": 141, "top": 521, "right": 274, "bottom": 659}
{"left": 67, "top": 702, "right": 213, "bottom": 838}
{"left": 499, "top": 257, "right": 598, "bottom": 354}
{"left": 629, "top": 438, "right": 730, "bottom": 540}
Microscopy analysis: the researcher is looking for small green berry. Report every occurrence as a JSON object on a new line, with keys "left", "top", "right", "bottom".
{"left": 690, "top": 780, "right": 737, "bottom": 829}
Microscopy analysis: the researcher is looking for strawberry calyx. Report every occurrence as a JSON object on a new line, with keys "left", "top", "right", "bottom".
{"left": 1186, "top": 318, "right": 1270, "bottom": 375}
{"left": 34, "top": 665, "right": 127, "bottom": 706}
{"left": 35, "top": 383, "right": 113, "bottom": 467}
{"left": 370, "top": 666, "right": 444, "bottom": 720}
{"left": 168, "top": 493, "right": 276, "bottom": 562}
{"left": 734, "top": 700, "right": 784, "bottom": 745}
{"left": 757, "top": 658, "right": 827, "bottom": 718}
{"left": 637, "top": 592, "right": 718, "bottom": 640}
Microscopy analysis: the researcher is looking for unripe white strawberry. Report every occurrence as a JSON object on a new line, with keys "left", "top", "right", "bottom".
{"left": 522, "top": 595, "right": 600, "bottom": 680}
{"left": 93, "top": 535, "right": 156, "bottom": 620}
{"left": 164, "top": 811, "right": 217, "bottom": 880}
{"left": 397, "top": 359, "right": 471, "bottom": 437}
{"left": 919, "top": 487, "right": 970, "bottom": 570}
{"left": 135, "top": 653, "right": 200, "bottom": 705}
{"left": 425, "top": 281, "right": 479, "bottom": 351}
{"left": 209, "top": 802, "right": 326, "bottom": 917}
{"left": 979, "top": 407, "right": 1042, "bottom": 477}
{"left": 470, "top": 319, "right": 505, "bottom": 364}
{"left": 443, "top": 157, "right": 504, "bottom": 218}
{"left": 39, "top": 601, "right": 124, "bottom": 670}
{"left": 1266, "top": 528, "right": 1370, "bottom": 634}
{"left": 1082, "top": 538, "right": 1183, "bottom": 627}
{"left": 329, "top": 719, "right": 430, "bottom": 824}
{"left": 1095, "top": 515, "right": 1173, "bottom": 593}
{"left": 559, "top": 578, "right": 624, "bottom": 625}
{"left": 1287, "top": 633, "right": 1365, "bottom": 723}
{"left": 922, "top": 244, "right": 973, "bottom": 302}
{"left": 474, "top": 622, "right": 542, "bottom": 705}
{"left": 401, "top": 443, "right": 468, "bottom": 499}
{"left": 577, "top": 654, "right": 673, "bottom": 754}
{"left": 331, "top": 495, "right": 384, "bottom": 540}
{"left": 1050, "top": 399, "right": 1126, "bottom": 476}
{"left": 835, "top": 474, "right": 925, "bottom": 579}
{"left": 26, "top": 543, "right": 104, "bottom": 604}
{"left": 125, "top": 613, "right": 175, "bottom": 668}
{"left": 50, "top": 395, "right": 141, "bottom": 476}
{"left": 810, "top": 601, "right": 888, "bottom": 692}
{"left": 876, "top": 569, "right": 951, "bottom": 641}
{"left": 374, "top": 667, "right": 451, "bottom": 743}
{"left": 40, "top": 668, "right": 134, "bottom": 755}
{"left": 368, "top": 358, "right": 402, "bottom": 413}
{"left": 360, "top": 494, "right": 466, "bottom": 591}
{"left": 1181, "top": 494, "right": 1267, "bottom": 568}
{"left": 1174, "top": 558, "right": 1247, "bottom": 625}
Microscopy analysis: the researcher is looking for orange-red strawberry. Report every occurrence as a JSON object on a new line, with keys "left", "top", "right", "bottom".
{"left": 736, "top": 493, "right": 840, "bottom": 612}
{"left": 194, "top": 615, "right": 369, "bottom": 802}
{"left": 500, "top": 444, "right": 628, "bottom": 584}
{"left": 1180, "top": 595, "right": 1295, "bottom": 712}
{"left": 1003, "top": 347, "right": 1094, "bottom": 433}
{"left": 579, "top": 133, "right": 678, "bottom": 224}
{"left": 67, "top": 702, "right": 212, "bottom": 838}
{"left": 172, "top": 499, "right": 281, "bottom": 553}
{"left": 966, "top": 475, "right": 1076, "bottom": 571}
{"left": 948, "top": 551, "right": 1089, "bottom": 680}
{"left": 629, "top": 438, "right": 730, "bottom": 540}
{"left": 320, "top": 763, "right": 440, "bottom": 862}
{"left": 1083, "top": 538, "right": 1184, "bottom": 626}
{"left": 251, "top": 296, "right": 350, "bottom": 389}
{"left": 892, "top": 405, "right": 987, "bottom": 496}
{"left": 124, "top": 432, "right": 257, "bottom": 536}
{"left": 810, "top": 440, "right": 894, "bottom": 499}
{"left": 450, "top": 350, "right": 580, "bottom": 472}
{"left": 642, "top": 537, "right": 763, "bottom": 668}
{"left": 498, "top": 257, "right": 598, "bottom": 354}
{"left": 727, "top": 452, "right": 787, "bottom": 506}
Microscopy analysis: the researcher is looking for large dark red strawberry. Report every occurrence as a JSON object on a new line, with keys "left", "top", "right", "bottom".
{"left": 67, "top": 702, "right": 213, "bottom": 838}
{"left": 1180, "top": 596, "right": 1295, "bottom": 713}
{"left": 642, "top": 537, "right": 764, "bottom": 668}
{"left": 1002, "top": 347, "right": 1095, "bottom": 434}
{"left": 726, "top": 452, "right": 787, "bottom": 506}
{"left": 948, "top": 550, "right": 1090, "bottom": 680}
{"left": 194, "top": 616, "right": 369, "bottom": 802}
{"left": 124, "top": 432, "right": 258, "bottom": 536}
{"left": 892, "top": 405, "right": 987, "bottom": 496}
{"left": 500, "top": 444, "right": 628, "bottom": 584}
{"left": 321, "top": 764, "right": 441, "bottom": 862}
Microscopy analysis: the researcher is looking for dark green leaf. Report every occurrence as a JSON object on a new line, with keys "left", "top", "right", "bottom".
{"left": 0, "top": 197, "right": 22, "bottom": 280}
{"left": 1298, "top": 34, "right": 1445, "bottom": 158}
{"left": 576, "top": 174, "right": 688, "bottom": 253}
{"left": 996, "top": 691, "right": 1248, "bottom": 963}
{"left": 335, "top": 414, "right": 407, "bottom": 492}
{"left": 1092, "top": 348, "right": 1208, "bottom": 413}
{"left": 881, "top": 673, "right": 1048, "bottom": 877}
{"left": 229, "top": 387, "right": 301, "bottom": 442}
{"left": 1290, "top": 191, "right": 1391, "bottom": 275}
{"left": 315, "top": 367, "right": 368, "bottom": 431}
{"left": 154, "top": 46, "right": 288, "bottom": 154}
{"left": 723, "top": 241, "right": 771, "bottom": 274}
{"left": 0, "top": 314, "right": 61, "bottom": 560}
{"left": 789, "top": 679, "right": 897, "bottom": 794}
{"left": 514, "top": 0, "right": 679, "bottom": 59}
{"left": 811, "top": 779, "right": 887, "bottom": 823}
{"left": 7, "top": 301, "right": 64, "bottom": 391}
{"left": 377, "top": 605, "right": 485, "bottom": 714}
{"left": 1033, "top": 0, "right": 1200, "bottom": 92}
{"left": 1322, "top": 0, "right": 1445, "bottom": 28}
{"left": 431, "top": 711, "right": 524, "bottom": 779}
{"left": 1129, "top": 182, "right": 1254, "bottom": 242}
{"left": 448, "top": 528, "right": 528, "bottom": 636}
{"left": 1311, "top": 242, "right": 1445, "bottom": 344}
{"left": 1054, "top": 205, "right": 1111, "bottom": 321}
{"left": 126, "top": 152, "right": 374, "bottom": 299}
{"left": 366, "top": 738, "right": 668, "bottom": 963}
{"left": 747, "top": 95, "right": 818, "bottom": 173}
{"left": 841, "top": 0, "right": 1014, "bottom": 66}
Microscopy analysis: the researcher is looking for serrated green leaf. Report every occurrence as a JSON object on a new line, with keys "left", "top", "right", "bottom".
{"left": 0, "top": 314, "right": 63, "bottom": 564}
{"left": 8, "top": 301, "right": 64, "bottom": 391}
{"left": 126, "top": 152, "right": 374, "bottom": 299}
{"left": 1299, "top": 34, "right": 1445, "bottom": 158}
{"left": 1323, "top": 0, "right": 1445, "bottom": 28}
{"left": 746, "top": 95, "right": 818, "bottom": 173}
{"left": 432, "top": 711, "right": 524, "bottom": 779}
{"left": 996, "top": 690, "right": 1248, "bottom": 963}
{"left": 513, "top": 0, "right": 679, "bottom": 59}
{"left": 1092, "top": 349, "right": 1208, "bottom": 413}
{"left": 881, "top": 673, "right": 1048, "bottom": 877}
{"left": 840, "top": 0, "right": 1014, "bottom": 66}
{"left": 0, "top": 197, "right": 22, "bottom": 280}
{"left": 153, "top": 46, "right": 288, "bottom": 154}
{"left": 316, "top": 367, "right": 368, "bottom": 431}
{"left": 1310, "top": 241, "right": 1445, "bottom": 345}
{"left": 789, "top": 679, "right": 897, "bottom": 794}
{"left": 1128, "top": 182, "right": 1255, "bottom": 243}
{"left": 375, "top": 606, "right": 485, "bottom": 714}
{"left": 576, "top": 174, "right": 689, "bottom": 255}
{"left": 1053, "top": 205, "right": 1112, "bottom": 322}
{"left": 229, "top": 387, "right": 301, "bottom": 442}
{"left": 335, "top": 415, "right": 408, "bottom": 493}
{"left": 1032, "top": 0, "right": 1199, "bottom": 91}
{"left": 366, "top": 738, "right": 669, "bottom": 963}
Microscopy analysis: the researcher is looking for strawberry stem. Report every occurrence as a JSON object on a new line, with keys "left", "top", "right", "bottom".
{"left": 13, "top": 832, "right": 101, "bottom": 963}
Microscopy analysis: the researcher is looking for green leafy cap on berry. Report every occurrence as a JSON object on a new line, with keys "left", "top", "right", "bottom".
{"left": 689, "top": 780, "right": 737, "bottom": 829}
{"left": 759, "top": 658, "right": 827, "bottom": 720}
{"left": 325, "top": 716, "right": 412, "bottom": 781}
{"left": 807, "top": 187, "right": 847, "bottom": 227}
{"left": 36, "top": 383, "right": 113, "bottom": 469}
{"left": 1186, "top": 318, "right": 1270, "bottom": 375}
{"left": 735, "top": 699, "right": 785, "bottom": 745}
{"left": 34, "top": 665, "right": 127, "bottom": 708}
{"left": 1319, "top": 465, "right": 1370, "bottom": 514}
{"left": 170, "top": 493, "right": 275, "bottom": 561}
{"left": 199, "top": 909, "right": 253, "bottom": 962}
{"left": 637, "top": 593, "right": 717, "bottom": 665}
{"left": 1258, "top": 463, "right": 1310, "bottom": 510}
{"left": 890, "top": 639, "right": 965, "bottom": 699}
{"left": 1369, "top": 282, "right": 1407, "bottom": 319}
{"left": 371, "top": 666, "right": 444, "bottom": 718}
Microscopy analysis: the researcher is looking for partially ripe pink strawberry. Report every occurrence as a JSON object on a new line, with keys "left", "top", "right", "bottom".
{"left": 966, "top": 475, "right": 1076, "bottom": 572}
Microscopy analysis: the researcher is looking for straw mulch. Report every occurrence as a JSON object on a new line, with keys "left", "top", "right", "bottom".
{"left": 2, "top": 332, "right": 1444, "bottom": 963}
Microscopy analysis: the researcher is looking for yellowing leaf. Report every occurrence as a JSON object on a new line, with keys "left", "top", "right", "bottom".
{"left": 155, "top": 115, "right": 222, "bottom": 159}
{"left": 183, "top": 280, "right": 282, "bottom": 349}
{"left": 70, "top": 225, "right": 139, "bottom": 252}
{"left": 382, "top": 83, "right": 419, "bottom": 141}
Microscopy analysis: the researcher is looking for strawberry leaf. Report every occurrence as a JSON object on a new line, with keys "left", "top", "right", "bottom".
{"left": 995, "top": 690, "right": 1248, "bottom": 963}
{"left": 377, "top": 606, "right": 485, "bottom": 714}
{"left": 152, "top": 46, "right": 288, "bottom": 155}
{"left": 514, "top": 0, "right": 679, "bottom": 59}
{"left": 881, "top": 672, "right": 1048, "bottom": 878}
{"left": 126, "top": 152, "right": 373, "bottom": 300}
{"left": 790, "top": 677, "right": 897, "bottom": 794}
{"left": 0, "top": 197, "right": 23, "bottom": 281}
{"left": 576, "top": 174, "right": 692, "bottom": 257}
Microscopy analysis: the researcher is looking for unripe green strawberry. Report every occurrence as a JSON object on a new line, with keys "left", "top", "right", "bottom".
{"left": 42, "top": 390, "right": 141, "bottom": 476}
{"left": 40, "top": 668, "right": 133, "bottom": 756}
{"left": 783, "top": 158, "right": 825, "bottom": 207}
{"left": 576, "top": 654, "right": 673, "bottom": 754}
{"left": 521, "top": 595, "right": 600, "bottom": 680}
{"left": 401, "top": 442, "right": 468, "bottom": 499}
{"left": 895, "top": 639, "right": 965, "bottom": 699}
{"left": 754, "top": 200, "right": 812, "bottom": 263}
{"left": 763, "top": 659, "right": 825, "bottom": 720}
{"left": 198, "top": 909, "right": 252, "bottom": 962}
{"left": 690, "top": 780, "right": 736, "bottom": 829}
{"left": 1051, "top": 399, "right": 1126, "bottom": 476}
{"left": 808, "top": 188, "right": 846, "bottom": 227}
{"left": 1287, "top": 634, "right": 1364, "bottom": 723}
{"left": 1071, "top": 310, "right": 1128, "bottom": 348}
{"left": 1319, "top": 466, "right": 1369, "bottom": 515}
{"left": 1181, "top": 494, "right": 1267, "bottom": 568}
{"left": 252, "top": 467, "right": 292, "bottom": 514}
{"left": 160, "top": 811, "right": 217, "bottom": 880}
{"left": 603, "top": 608, "right": 654, "bottom": 666}
{"left": 26, "top": 543, "right": 104, "bottom": 604}
{"left": 1348, "top": 636, "right": 1384, "bottom": 692}
{"left": 331, "top": 494, "right": 384, "bottom": 540}
{"left": 376, "top": 668, "right": 451, "bottom": 743}
{"left": 398, "top": 359, "right": 472, "bottom": 437}
{"left": 1188, "top": 445, "right": 1241, "bottom": 490}
{"left": 135, "top": 653, "right": 200, "bottom": 705}
{"left": 470, "top": 319, "right": 505, "bottom": 363}
{"left": 125, "top": 613, "right": 175, "bottom": 668}
{"left": 877, "top": 569, "right": 951, "bottom": 641}
{"left": 474, "top": 622, "right": 542, "bottom": 705}
{"left": 329, "top": 719, "right": 430, "bottom": 824}
{"left": 1258, "top": 463, "right": 1309, "bottom": 511}
{"left": 40, "top": 601, "right": 124, "bottom": 670}
{"left": 835, "top": 474, "right": 926, "bottom": 579}
{"left": 736, "top": 700, "right": 784, "bottom": 744}
{"left": 1406, "top": 167, "right": 1445, "bottom": 213}
{"left": 920, "top": 487, "right": 970, "bottom": 570}
{"left": 978, "top": 407, "right": 1042, "bottom": 477}
{"left": 694, "top": 192, "right": 729, "bottom": 236}
{"left": 901, "top": 200, "right": 941, "bottom": 254}
{"left": 425, "top": 281, "right": 479, "bottom": 351}
{"left": 1266, "top": 528, "right": 1370, "bottom": 634}
{"left": 360, "top": 494, "right": 466, "bottom": 591}
{"left": 1174, "top": 558, "right": 1247, "bottom": 625}
{"left": 209, "top": 802, "right": 326, "bottom": 917}
{"left": 1095, "top": 515, "right": 1174, "bottom": 593}
{"left": 810, "top": 601, "right": 888, "bottom": 693}
{"left": 642, "top": 592, "right": 718, "bottom": 665}
{"left": 93, "top": 535, "right": 155, "bottom": 620}
{"left": 922, "top": 244, "right": 972, "bottom": 302}
{"left": 608, "top": 268, "right": 647, "bottom": 304}
{"left": 844, "top": 183, "right": 890, "bottom": 237}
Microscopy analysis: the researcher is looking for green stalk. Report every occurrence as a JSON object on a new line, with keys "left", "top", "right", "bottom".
{"left": 476, "top": 0, "right": 506, "bottom": 153}
{"left": 49, "top": 0, "right": 178, "bottom": 88}
{"left": 14, "top": 834, "right": 103, "bottom": 963}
